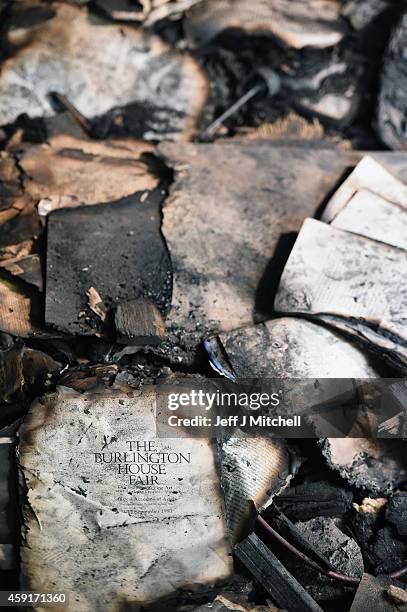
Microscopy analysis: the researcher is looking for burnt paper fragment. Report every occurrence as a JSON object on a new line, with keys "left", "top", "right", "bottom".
{"left": 208, "top": 317, "right": 383, "bottom": 438}
{"left": 95, "top": 0, "right": 203, "bottom": 25}
{"left": 19, "top": 386, "right": 233, "bottom": 609}
{"left": 19, "top": 135, "right": 158, "bottom": 209}
{"left": 0, "top": 4, "right": 208, "bottom": 140}
{"left": 45, "top": 190, "right": 172, "bottom": 336}
{"left": 219, "top": 436, "right": 296, "bottom": 543}
{"left": 213, "top": 317, "right": 380, "bottom": 379}
{"left": 185, "top": 0, "right": 345, "bottom": 49}
{"left": 274, "top": 219, "right": 407, "bottom": 371}
{"left": 321, "top": 156, "right": 407, "bottom": 223}
{"left": 331, "top": 190, "right": 407, "bottom": 251}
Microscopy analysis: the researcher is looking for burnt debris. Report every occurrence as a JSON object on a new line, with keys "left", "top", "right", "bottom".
{"left": 0, "top": 1, "right": 406, "bottom": 611}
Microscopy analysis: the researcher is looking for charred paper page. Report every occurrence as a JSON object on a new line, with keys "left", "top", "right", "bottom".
{"left": 274, "top": 219, "right": 407, "bottom": 371}
{"left": 19, "top": 386, "right": 232, "bottom": 611}
{"left": 322, "top": 156, "right": 407, "bottom": 250}
{"left": 206, "top": 317, "right": 386, "bottom": 437}
{"left": 331, "top": 189, "right": 407, "bottom": 251}
{"left": 321, "top": 156, "right": 407, "bottom": 223}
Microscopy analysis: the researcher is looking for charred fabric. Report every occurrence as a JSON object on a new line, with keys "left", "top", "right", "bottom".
{"left": 0, "top": 1, "right": 407, "bottom": 611}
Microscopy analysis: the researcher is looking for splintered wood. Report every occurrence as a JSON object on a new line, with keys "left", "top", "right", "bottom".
{"left": 19, "top": 386, "right": 232, "bottom": 610}
{"left": 0, "top": 4, "right": 208, "bottom": 140}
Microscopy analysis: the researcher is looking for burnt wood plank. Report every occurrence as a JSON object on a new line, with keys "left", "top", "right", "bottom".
{"left": 115, "top": 298, "right": 165, "bottom": 345}
{"left": 235, "top": 532, "right": 323, "bottom": 612}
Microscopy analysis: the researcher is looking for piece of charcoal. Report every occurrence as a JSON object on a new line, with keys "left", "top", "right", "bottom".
{"left": 275, "top": 482, "right": 353, "bottom": 522}
{"left": 115, "top": 298, "right": 165, "bottom": 345}
{"left": 45, "top": 189, "right": 172, "bottom": 335}
{"left": 19, "top": 135, "right": 158, "bottom": 210}
{"left": 289, "top": 517, "right": 364, "bottom": 602}
{"left": 0, "top": 438, "right": 16, "bottom": 571}
{"left": 366, "top": 526, "right": 407, "bottom": 575}
{"left": 377, "top": 10, "right": 407, "bottom": 149}
{"left": 0, "top": 334, "right": 23, "bottom": 400}
{"left": 269, "top": 510, "right": 336, "bottom": 571}
{"left": 350, "top": 509, "right": 380, "bottom": 552}
{"left": 235, "top": 532, "right": 324, "bottom": 612}
{"left": 386, "top": 493, "right": 407, "bottom": 537}
{"left": 0, "top": 4, "right": 208, "bottom": 141}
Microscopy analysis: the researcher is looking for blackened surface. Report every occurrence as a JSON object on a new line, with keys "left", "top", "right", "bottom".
{"left": 386, "top": 493, "right": 407, "bottom": 537}
{"left": 46, "top": 190, "right": 172, "bottom": 335}
{"left": 275, "top": 482, "right": 353, "bottom": 522}
{"left": 366, "top": 526, "right": 407, "bottom": 575}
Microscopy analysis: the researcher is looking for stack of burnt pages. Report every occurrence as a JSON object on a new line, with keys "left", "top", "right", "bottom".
{"left": 275, "top": 156, "right": 407, "bottom": 374}
{"left": 209, "top": 155, "right": 407, "bottom": 382}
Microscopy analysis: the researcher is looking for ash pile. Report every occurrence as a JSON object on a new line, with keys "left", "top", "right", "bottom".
{"left": 0, "top": 1, "right": 406, "bottom": 611}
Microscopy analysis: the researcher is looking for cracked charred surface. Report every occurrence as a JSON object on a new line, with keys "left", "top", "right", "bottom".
{"left": 19, "top": 385, "right": 233, "bottom": 610}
